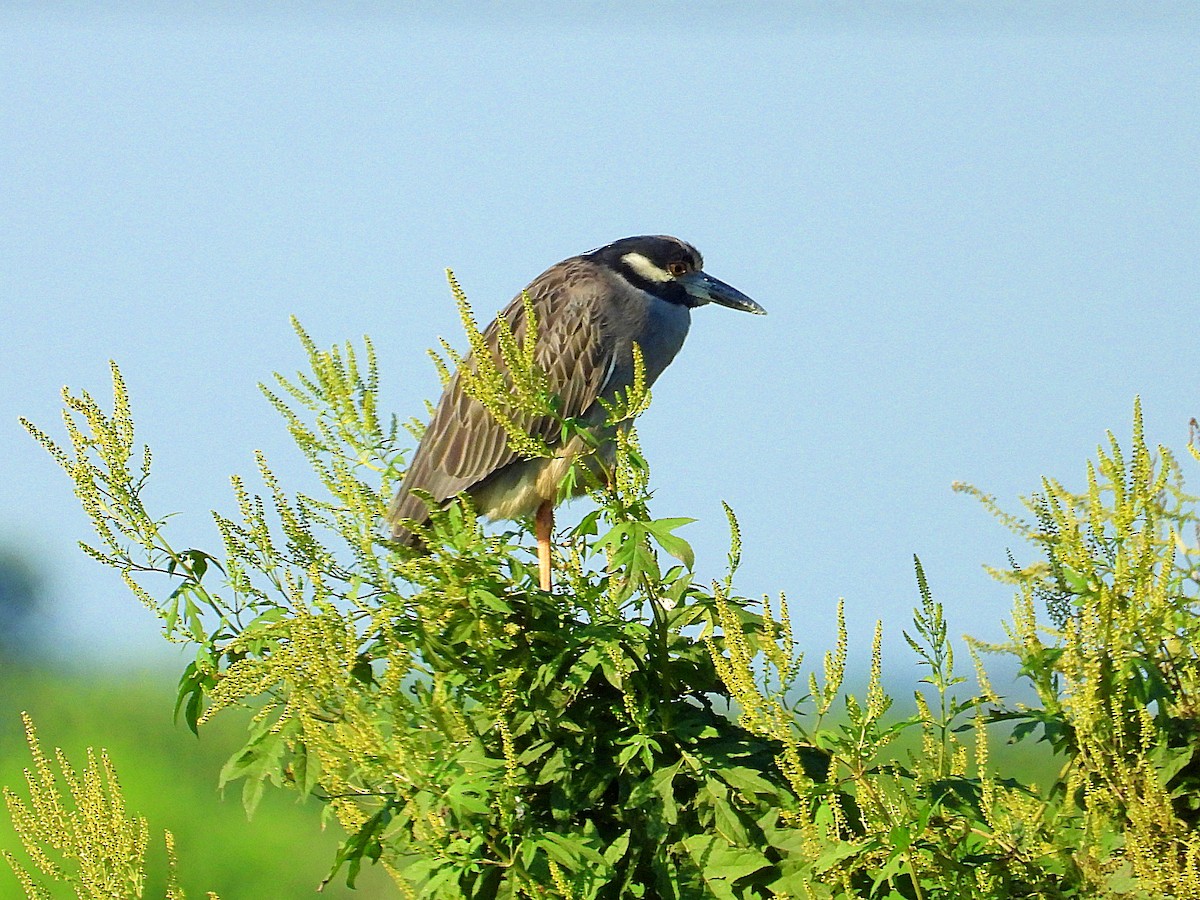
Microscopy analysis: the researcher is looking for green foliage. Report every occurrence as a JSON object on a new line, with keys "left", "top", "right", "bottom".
{"left": 12, "top": 269, "right": 1200, "bottom": 899}
{"left": 707, "top": 400, "right": 1200, "bottom": 899}
{"left": 17, "top": 300, "right": 791, "bottom": 898}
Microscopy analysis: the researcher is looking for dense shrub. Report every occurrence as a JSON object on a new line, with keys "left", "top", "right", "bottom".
{"left": 8, "top": 295, "right": 1200, "bottom": 897}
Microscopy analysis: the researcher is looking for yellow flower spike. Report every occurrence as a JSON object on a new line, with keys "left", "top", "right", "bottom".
{"left": 548, "top": 860, "right": 574, "bottom": 899}
{"left": 866, "top": 621, "right": 887, "bottom": 721}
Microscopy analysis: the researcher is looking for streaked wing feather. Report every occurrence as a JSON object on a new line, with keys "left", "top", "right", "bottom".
{"left": 389, "top": 259, "right": 611, "bottom": 537}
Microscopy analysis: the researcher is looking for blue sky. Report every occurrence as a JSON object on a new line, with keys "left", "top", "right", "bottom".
{"left": 2, "top": 5, "right": 1198, "bottom": 684}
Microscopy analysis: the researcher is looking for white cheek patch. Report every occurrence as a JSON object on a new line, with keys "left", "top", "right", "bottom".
{"left": 622, "top": 252, "right": 673, "bottom": 283}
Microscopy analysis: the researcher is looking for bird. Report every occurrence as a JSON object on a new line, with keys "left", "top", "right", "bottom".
{"left": 388, "top": 235, "right": 765, "bottom": 590}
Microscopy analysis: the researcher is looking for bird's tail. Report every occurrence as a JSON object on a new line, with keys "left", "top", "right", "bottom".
{"left": 387, "top": 488, "right": 433, "bottom": 549}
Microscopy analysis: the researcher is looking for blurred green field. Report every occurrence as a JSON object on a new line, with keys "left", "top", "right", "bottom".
{"left": 0, "top": 665, "right": 394, "bottom": 899}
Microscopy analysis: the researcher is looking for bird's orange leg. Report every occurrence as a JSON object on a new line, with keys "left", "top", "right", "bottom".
{"left": 535, "top": 500, "right": 554, "bottom": 591}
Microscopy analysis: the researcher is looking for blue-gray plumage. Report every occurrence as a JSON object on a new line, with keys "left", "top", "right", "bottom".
{"left": 388, "top": 235, "right": 764, "bottom": 586}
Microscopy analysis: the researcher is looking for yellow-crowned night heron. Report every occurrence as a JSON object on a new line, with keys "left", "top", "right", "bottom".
{"left": 388, "top": 235, "right": 764, "bottom": 588}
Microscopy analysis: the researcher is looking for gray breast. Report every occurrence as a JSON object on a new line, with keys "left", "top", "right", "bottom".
{"left": 596, "top": 283, "right": 693, "bottom": 401}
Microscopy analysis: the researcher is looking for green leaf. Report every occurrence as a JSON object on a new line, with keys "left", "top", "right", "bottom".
{"left": 682, "top": 834, "right": 772, "bottom": 884}
{"left": 870, "top": 849, "right": 909, "bottom": 894}
{"left": 886, "top": 824, "right": 911, "bottom": 852}
{"left": 593, "top": 523, "right": 629, "bottom": 553}
{"left": 539, "top": 749, "right": 568, "bottom": 785}
{"left": 811, "top": 840, "right": 862, "bottom": 874}
{"left": 616, "top": 741, "right": 640, "bottom": 770}
{"left": 471, "top": 587, "right": 514, "bottom": 615}
{"left": 768, "top": 867, "right": 832, "bottom": 899}
{"left": 218, "top": 715, "right": 296, "bottom": 817}
{"left": 645, "top": 517, "right": 697, "bottom": 569}
{"left": 603, "top": 830, "right": 631, "bottom": 866}
{"left": 173, "top": 654, "right": 214, "bottom": 735}
{"left": 649, "top": 761, "right": 682, "bottom": 825}
{"left": 1060, "top": 563, "right": 1089, "bottom": 594}
{"left": 536, "top": 832, "right": 608, "bottom": 871}
{"left": 1105, "top": 862, "right": 1141, "bottom": 893}
{"left": 717, "top": 765, "right": 782, "bottom": 799}
{"left": 320, "top": 803, "right": 393, "bottom": 890}
{"left": 1151, "top": 744, "right": 1197, "bottom": 788}
{"left": 291, "top": 738, "right": 323, "bottom": 799}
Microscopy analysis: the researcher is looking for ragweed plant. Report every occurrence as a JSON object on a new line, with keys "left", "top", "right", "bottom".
{"left": 705, "top": 560, "right": 1070, "bottom": 900}
{"left": 3, "top": 713, "right": 215, "bottom": 900}
{"left": 13, "top": 258, "right": 1200, "bottom": 900}
{"left": 957, "top": 399, "right": 1200, "bottom": 897}
{"left": 696, "top": 403, "right": 1200, "bottom": 899}
{"left": 14, "top": 277, "right": 800, "bottom": 898}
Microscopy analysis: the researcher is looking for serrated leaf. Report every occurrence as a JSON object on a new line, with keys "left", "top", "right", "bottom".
{"left": 812, "top": 840, "right": 862, "bottom": 873}
{"left": 717, "top": 766, "right": 781, "bottom": 799}
{"left": 537, "top": 832, "right": 608, "bottom": 871}
{"left": 603, "top": 830, "right": 631, "bottom": 866}
{"left": 645, "top": 517, "right": 697, "bottom": 569}
{"left": 539, "top": 749, "right": 568, "bottom": 785}
{"left": 682, "top": 834, "right": 772, "bottom": 884}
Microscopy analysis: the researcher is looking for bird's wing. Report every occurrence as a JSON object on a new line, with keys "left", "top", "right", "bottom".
{"left": 389, "top": 260, "right": 612, "bottom": 535}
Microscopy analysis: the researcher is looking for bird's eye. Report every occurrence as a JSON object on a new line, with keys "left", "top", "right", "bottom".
{"left": 667, "top": 261, "right": 689, "bottom": 277}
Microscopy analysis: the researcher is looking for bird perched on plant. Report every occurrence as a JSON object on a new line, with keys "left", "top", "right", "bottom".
{"left": 388, "top": 235, "right": 764, "bottom": 589}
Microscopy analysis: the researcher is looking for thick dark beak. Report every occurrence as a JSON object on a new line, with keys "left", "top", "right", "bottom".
{"left": 680, "top": 271, "right": 766, "bottom": 315}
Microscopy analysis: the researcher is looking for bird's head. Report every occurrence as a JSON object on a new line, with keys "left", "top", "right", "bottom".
{"left": 586, "top": 235, "right": 766, "bottom": 315}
